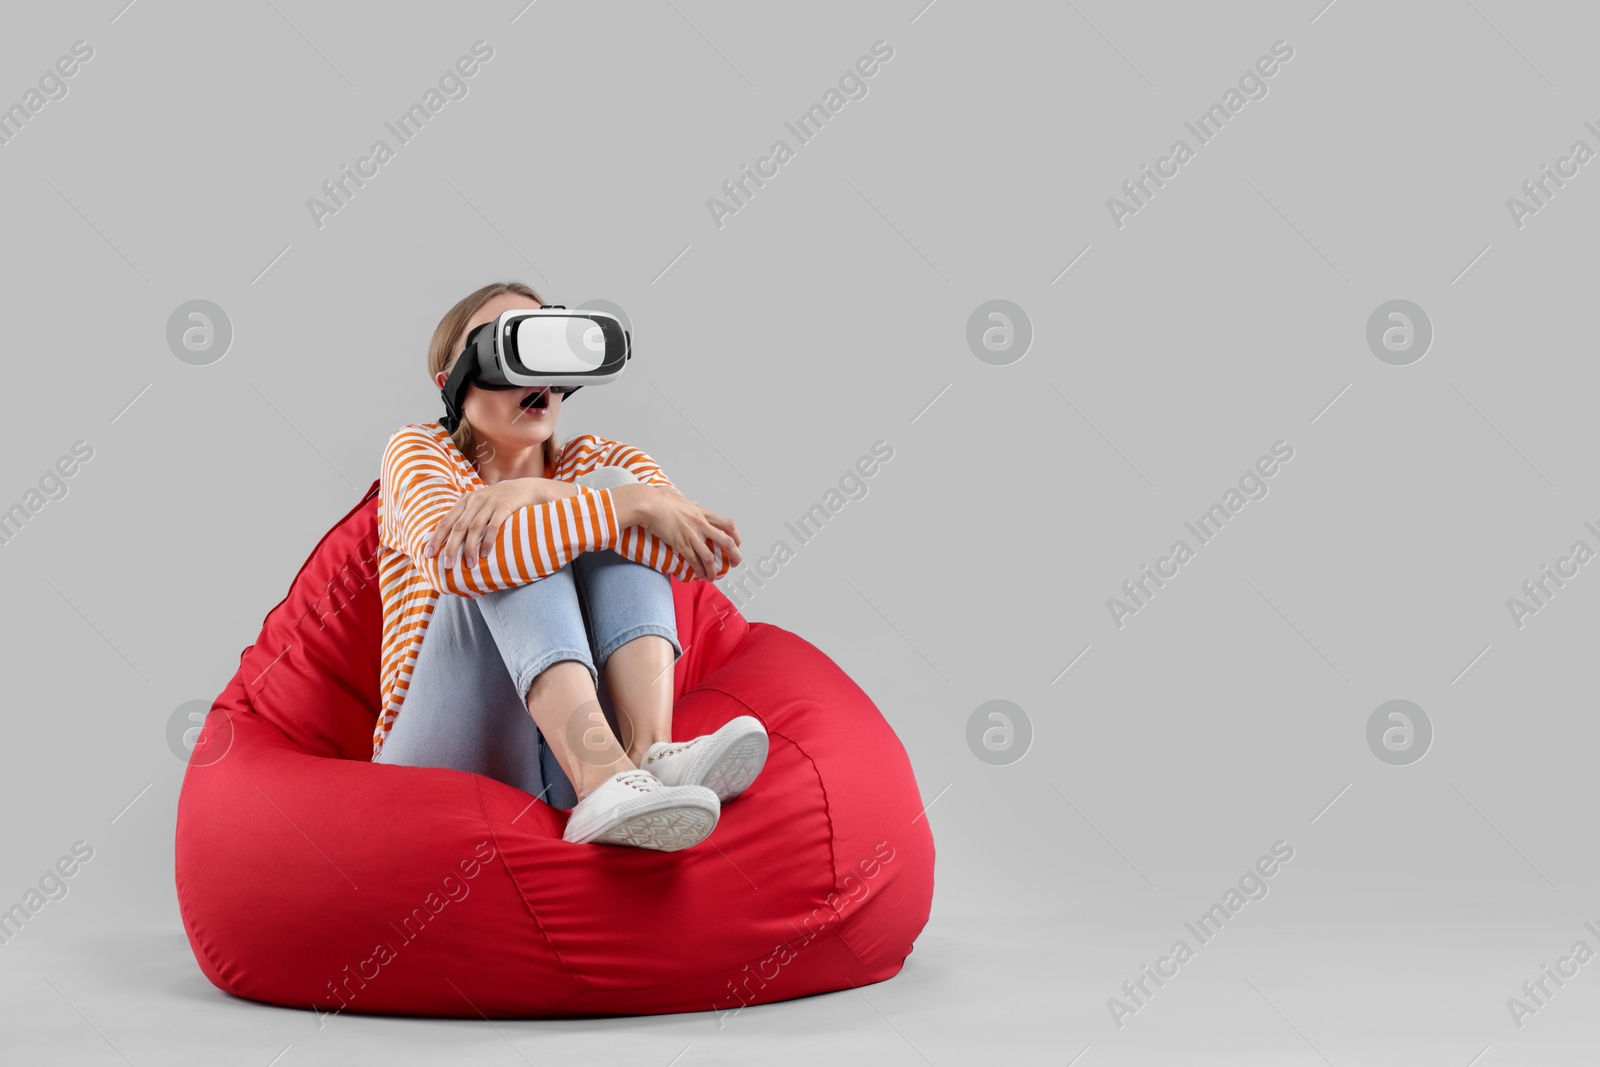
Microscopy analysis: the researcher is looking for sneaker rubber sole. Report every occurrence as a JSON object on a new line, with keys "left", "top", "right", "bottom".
{"left": 698, "top": 723, "right": 770, "bottom": 802}
{"left": 564, "top": 791, "right": 720, "bottom": 851}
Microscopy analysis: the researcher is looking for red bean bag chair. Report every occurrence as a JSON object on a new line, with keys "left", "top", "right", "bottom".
{"left": 174, "top": 480, "right": 934, "bottom": 1017}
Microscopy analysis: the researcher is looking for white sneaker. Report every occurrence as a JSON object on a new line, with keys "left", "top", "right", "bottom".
{"left": 561, "top": 769, "right": 720, "bottom": 851}
{"left": 640, "top": 715, "right": 769, "bottom": 803}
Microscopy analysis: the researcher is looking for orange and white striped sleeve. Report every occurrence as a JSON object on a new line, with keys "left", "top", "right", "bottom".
{"left": 557, "top": 434, "right": 732, "bottom": 582}
{"left": 379, "top": 425, "right": 621, "bottom": 598}
{"left": 602, "top": 439, "right": 681, "bottom": 493}
{"left": 558, "top": 433, "right": 681, "bottom": 492}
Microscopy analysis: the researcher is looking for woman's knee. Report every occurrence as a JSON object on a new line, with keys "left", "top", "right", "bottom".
{"left": 574, "top": 465, "right": 640, "bottom": 491}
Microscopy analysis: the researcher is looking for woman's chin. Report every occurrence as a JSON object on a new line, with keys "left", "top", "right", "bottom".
{"left": 506, "top": 416, "right": 555, "bottom": 443}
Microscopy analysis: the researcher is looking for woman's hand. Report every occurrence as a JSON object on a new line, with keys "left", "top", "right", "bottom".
{"left": 425, "top": 478, "right": 573, "bottom": 567}
{"left": 620, "top": 484, "right": 742, "bottom": 581}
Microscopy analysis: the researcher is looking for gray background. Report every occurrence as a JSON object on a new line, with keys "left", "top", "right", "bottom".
{"left": 1, "top": 0, "right": 1596, "bottom": 1063}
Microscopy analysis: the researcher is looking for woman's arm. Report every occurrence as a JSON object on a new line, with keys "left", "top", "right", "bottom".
{"left": 563, "top": 436, "right": 738, "bottom": 581}
{"left": 380, "top": 427, "right": 729, "bottom": 593}
{"left": 615, "top": 483, "right": 740, "bottom": 581}
{"left": 380, "top": 427, "right": 629, "bottom": 597}
{"left": 602, "top": 440, "right": 682, "bottom": 493}
{"left": 559, "top": 434, "right": 683, "bottom": 494}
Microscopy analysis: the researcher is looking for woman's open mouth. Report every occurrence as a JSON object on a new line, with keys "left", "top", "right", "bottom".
{"left": 518, "top": 388, "right": 550, "bottom": 415}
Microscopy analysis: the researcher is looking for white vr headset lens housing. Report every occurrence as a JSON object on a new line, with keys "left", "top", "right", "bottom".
{"left": 508, "top": 314, "right": 608, "bottom": 374}
{"left": 439, "top": 306, "right": 631, "bottom": 431}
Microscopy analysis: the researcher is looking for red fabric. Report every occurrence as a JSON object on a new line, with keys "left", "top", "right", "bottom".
{"left": 175, "top": 481, "right": 935, "bottom": 1017}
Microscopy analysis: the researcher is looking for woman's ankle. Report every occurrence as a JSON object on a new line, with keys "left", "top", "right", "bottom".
{"left": 625, "top": 736, "right": 670, "bottom": 768}
{"left": 572, "top": 755, "right": 636, "bottom": 802}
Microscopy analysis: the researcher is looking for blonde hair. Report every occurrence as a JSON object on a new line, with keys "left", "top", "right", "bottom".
{"left": 427, "top": 281, "right": 559, "bottom": 477}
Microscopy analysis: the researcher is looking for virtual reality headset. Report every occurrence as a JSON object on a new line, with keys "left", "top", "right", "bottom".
{"left": 439, "top": 306, "right": 631, "bottom": 432}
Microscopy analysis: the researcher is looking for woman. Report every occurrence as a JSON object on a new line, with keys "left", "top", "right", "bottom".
{"left": 372, "top": 281, "right": 768, "bottom": 852}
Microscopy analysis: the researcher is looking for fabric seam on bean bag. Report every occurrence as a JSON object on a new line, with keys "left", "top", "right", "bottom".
{"left": 238, "top": 481, "right": 382, "bottom": 719}
{"left": 471, "top": 773, "right": 590, "bottom": 996}
{"left": 248, "top": 480, "right": 380, "bottom": 643}
{"left": 552, "top": 692, "right": 855, "bottom": 1006}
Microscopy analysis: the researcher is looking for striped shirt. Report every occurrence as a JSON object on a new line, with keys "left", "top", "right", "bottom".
{"left": 373, "top": 421, "right": 729, "bottom": 760}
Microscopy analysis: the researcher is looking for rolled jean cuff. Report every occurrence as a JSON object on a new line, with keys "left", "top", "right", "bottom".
{"left": 514, "top": 649, "right": 597, "bottom": 703}
{"left": 594, "top": 623, "right": 681, "bottom": 670}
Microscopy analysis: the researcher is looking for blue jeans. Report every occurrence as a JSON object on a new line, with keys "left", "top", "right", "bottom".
{"left": 374, "top": 466, "right": 681, "bottom": 810}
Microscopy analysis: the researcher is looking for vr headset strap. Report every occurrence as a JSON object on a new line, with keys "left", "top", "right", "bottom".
{"left": 438, "top": 346, "right": 478, "bottom": 433}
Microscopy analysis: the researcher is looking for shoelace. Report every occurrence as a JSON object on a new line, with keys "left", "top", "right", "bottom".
{"left": 645, "top": 738, "right": 699, "bottom": 764}
{"left": 614, "top": 769, "right": 662, "bottom": 792}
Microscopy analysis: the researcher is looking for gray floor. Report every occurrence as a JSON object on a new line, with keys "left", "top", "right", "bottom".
{"left": 3, "top": 915, "right": 971, "bottom": 1067}
{"left": 6, "top": 886, "right": 1596, "bottom": 1065}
